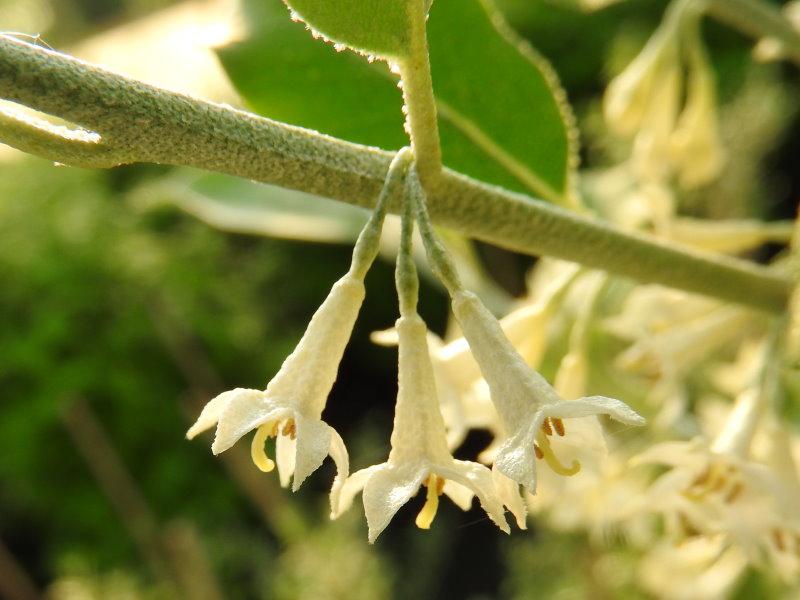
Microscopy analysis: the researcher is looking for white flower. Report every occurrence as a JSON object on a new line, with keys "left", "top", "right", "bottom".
{"left": 451, "top": 290, "right": 645, "bottom": 494}
{"left": 186, "top": 274, "right": 363, "bottom": 507}
{"left": 632, "top": 385, "right": 800, "bottom": 584}
{"left": 333, "top": 314, "right": 510, "bottom": 542}
{"left": 669, "top": 22, "right": 726, "bottom": 189}
{"left": 638, "top": 536, "right": 748, "bottom": 600}
{"left": 604, "top": 25, "right": 678, "bottom": 137}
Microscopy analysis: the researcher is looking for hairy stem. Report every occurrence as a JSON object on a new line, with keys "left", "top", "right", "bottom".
{"left": 397, "top": 0, "right": 442, "bottom": 185}
{"left": 0, "top": 35, "right": 791, "bottom": 313}
{"left": 707, "top": 0, "right": 800, "bottom": 66}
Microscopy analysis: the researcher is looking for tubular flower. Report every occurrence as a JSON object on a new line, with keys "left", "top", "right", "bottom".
{"left": 669, "top": 17, "right": 725, "bottom": 189}
{"left": 332, "top": 314, "right": 510, "bottom": 543}
{"left": 603, "top": 22, "right": 678, "bottom": 137}
{"left": 186, "top": 274, "right": 364, "bottom": 503}
{"left": 451, "top": 290, "right": 645, "bottom": 494}
{"left": 632, "top": 382, "right": 800, "bottom": 584}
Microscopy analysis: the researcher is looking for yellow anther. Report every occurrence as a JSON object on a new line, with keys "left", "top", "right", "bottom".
{"left": 536, "top": 434, "right": 580, "bottom": 476}
{"left": 541, "top": 418, "right": 553, "bottom": 436}
{"left": 415, "top": 474, "right": 442, "bottom": 529}
{"left": 773, "top": 528, "right": 787, "bottom": 552}
{"left": 552, "top": 418, "right": 565, "bottom": 437}
{"left": 724, "top": 481, "right": 743, "bottom": 504}
{"left": 534, "top": 444, "right": 544, "bottom": 459}
{"left": 282, "top": 419, "right": 297, "bottom": 440}
{"left": 250, "top": 424, "right": 275, "bottom": 473}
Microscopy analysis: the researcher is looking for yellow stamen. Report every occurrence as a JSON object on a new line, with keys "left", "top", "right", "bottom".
{"left": 536, "top": 434, "right": 580, "bottom": 476}
{"left": 541, "top": 418, "right": 553, "bottom": 436}
{"left": 552, "top": 418, "right": 565, "bottom": 437}
{"left": 415, "top": 474, "right": 441, "bottom": 529}
{"left": 534, "top": 444, "right": 544, "bottom": 459}
{"left": 773, "top": 528, "right": 786, "bottom": 552}
{"left": 724, "top": 481, "right": 743, "bottom": 504}
{"left": 282, "top": 419, "right": 297, "bottom": 440}
{"left": 250, "top": 424, "right": 275, "bottom": 472}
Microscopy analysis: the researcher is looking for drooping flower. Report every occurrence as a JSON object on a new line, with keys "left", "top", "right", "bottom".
{"left": 186, "top": 273, "right": 363, "bottom": 504}
{"left": 603, "top": 21, "right": 678, "bottom": 137}
{"left": 332, "top": 314, "right": 511, "bottom": 542}
{"left": 669, "top": 17, "right": 726, "bottom": 189}
{"left": 451, "top": 289, "right": 646, "bottom": 494}
{"left": 186, "top": 148, "right": 413, "bottom": 507}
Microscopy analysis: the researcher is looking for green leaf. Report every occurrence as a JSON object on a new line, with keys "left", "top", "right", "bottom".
{"left": 282, "top": 0, "right": 414, "bottom": 59}
{"left": 219, "top": 0, "right": 577, "bottom": 204}
{"left": 429, "top": 0, "right": 578, "bottom": 204}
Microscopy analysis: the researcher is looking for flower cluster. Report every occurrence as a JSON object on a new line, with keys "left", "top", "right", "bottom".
{"left": 186, "top": 152, "right": 646, "bottom": 542}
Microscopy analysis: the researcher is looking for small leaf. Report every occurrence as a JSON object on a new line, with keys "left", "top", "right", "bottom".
{"left": 282, "top": 0, "right": 414, "bottom": 59}
{"left": 427, "top": 0, "right": 579, "bottom": 204}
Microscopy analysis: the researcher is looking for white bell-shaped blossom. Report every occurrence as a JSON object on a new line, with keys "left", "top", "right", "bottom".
{"left": 186, "top": 273, "right": 364, "bottom": 506}
{"left": 332, "top": 314, "right": 510, "bottom": 542}
{"left": 451, "top": 289, "right": 645, "bottom": 494}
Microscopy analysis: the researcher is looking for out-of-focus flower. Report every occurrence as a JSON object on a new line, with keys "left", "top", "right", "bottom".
{"left": 607, "top": 287, "right": 759, "bottom": 429}
{"left": 632, "top": 377, "right": 800, "bottom": 585}
{"left": 669, "top": 19, "right": 726, "bottom": 188}
{"left": 605, "top": 3, "right": 726, "bottom": 192}
{"left": 638, "top": 536, "right": 748, "bottom": 600}
{"left": 333, "top": 314, "right": 510, "bottom": 542}
{"left": 753, "top": 1, "right": 800, "bottom": 62}
{"left": 604, "top": 24, "right": 679, "bottom": 138}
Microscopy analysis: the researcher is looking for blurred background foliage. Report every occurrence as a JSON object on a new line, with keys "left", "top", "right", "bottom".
{"left": 0, "top": 0, "right": 798, "bottom": 598}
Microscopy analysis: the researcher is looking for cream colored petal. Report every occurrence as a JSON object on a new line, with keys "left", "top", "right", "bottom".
{"left": 441, "top": 480, "right": 474, "bottom": 512}
{"left": 362, "top": 463, "right": 428, "bottom": 543}
{"left": 542, "top": 396, "right": 646, "bottom": 427}
{"left": 629, "top": 439, "right": 704, "bottom": 468}
{"left": 438, "top": 460, "right": 510, "bottom": 534}
{"left": 331, "top": 464, "right": 383, "bottom": 519}
{"left": 275, "top": 432, "right": 296, "bottom": 489}
{"left": 327, "top": 427, "right": 350, "bottom": 515}
{"left": 492, "top": 470, "right": 527, "bottom": 530}
{"left": 211, "top": 390, "right": 286, "bottom": 454}
{"left": 388, "top": 315, "right": 452, "bottom": 464}
{"left": 186, "top": 387, "right": 259, "bottom": 440}
{"left": 369, "top": 327, "right": 398, "bottom": 346}
{"left": 264, "top": 275, "right": 365, "bottom": 418}
{"left": 493, "top": 422, "right": 541, "bottom": 494}
{"left": 452, "top": 290, "right": 562, "bottom": 429}
{"left": 291, "top": 414, "right": 334, "bottom": 492}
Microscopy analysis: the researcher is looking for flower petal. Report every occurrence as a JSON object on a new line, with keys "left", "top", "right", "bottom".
{"left": 362, "top": 464, "right": 428, "bottom": 543}
{"left": 327, "top": 427, "right": 350, "bottom": 515}
{"left": 275, "top": 432, "right": 296, "bottom": 489}
{"left": 331, "top": 464, "right": 383, "bottom": 519}
{"left": 186, "top": 388, "right": 259, "bottom": 441}
{"left": 493, "top": 422, "right": 541, "bottom": 494}
{"left": 442, "top": 480, "right": 474, "bottom": 511}
{"left": 291, "top": 414, "right": 334, "bottom": 491}
{"left": 542, "top": 396, "right": 646, "bottom": 427}
{"left": 439, "top": 460, "right": 510, "bottom": 533}
{"left": 211, "top": 390, "right": 286, "bottom": 454}
{"left": 493, "top": 470, "right": 527, "bottom": 530}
